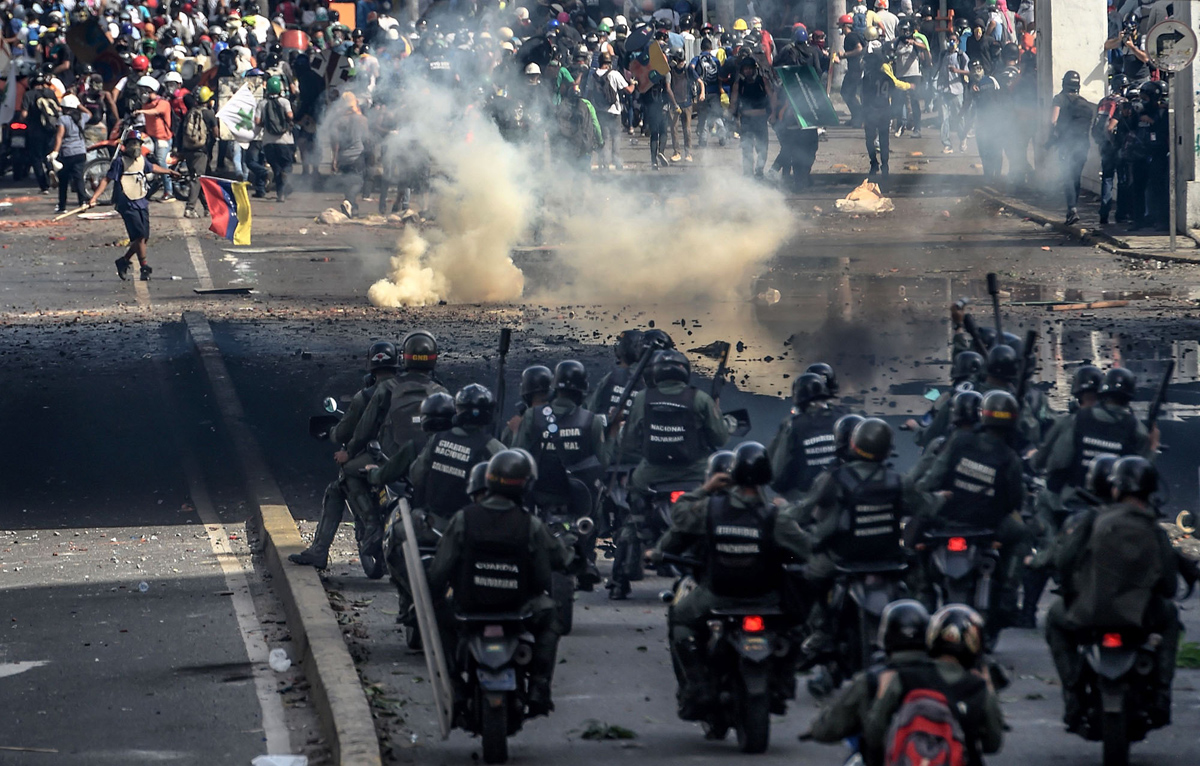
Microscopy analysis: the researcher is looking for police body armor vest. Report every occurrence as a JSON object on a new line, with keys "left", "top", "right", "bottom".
{"left": 642, "top": 386, "right": 703, "bottom": 465}
{"left": 456, "top": 503, "right": 532, "bottom": 613}
{"left": 705, "top": 493, "right": 779, "bottom": 598}
{"left": 379, "top": 374, "right": 443, "bottom": 455}
{"left": 532, "top": 404, "right": 602, "bottom": 497}
{"left": 828, "top": 464, "right": 904, "bottom": 562}
{"left": 596, "top": 366, "right": 636, "bottom": 414}
{"left": 777, "top": 408, "right": 840, "bottom": 493}
{"left": 943, "top": 434, "right": 1008, "bottom": 528}
{"left": 1060, "top": 406, "right": 1139, "bottom": 492}
{"left": 120, "top": 155, "right": 148, "bottom": 202}
{"left": 419, "top": 428, "right": 495, "bottom": 518}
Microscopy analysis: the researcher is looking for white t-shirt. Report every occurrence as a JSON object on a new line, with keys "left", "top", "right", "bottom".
{"left": 255, "top": 96, "right": 295, "bottom": 145}
{"left": 876, "top": 9, "right": 899, "bottom": 40}
{"left": 598, "top": 68, "right": 628, "bottom": 115}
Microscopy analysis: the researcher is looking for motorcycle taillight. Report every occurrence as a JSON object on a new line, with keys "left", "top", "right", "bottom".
{"left": 947, "top": 537, "right": 968, "bottom": 552}
{"left": 669, "top": 490, "right": 686, "bottom": 503}
{"left": 11, "top": 122, "right": 26, "bottom": 130}
{"left": 742, "top": 615, "right": 765, "bottom": 633}
{"left": 483, "top": 625, "right": 504, "bottom": 638}
{"left": 1102, "top": 632, "right": 1123, "bottom": 648}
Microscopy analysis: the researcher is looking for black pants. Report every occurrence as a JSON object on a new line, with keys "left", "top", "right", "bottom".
{"left": 245, "top": 142, "right": 268, "bottom": 195}
{"left": 1128, "top": 161, "right": 1149, "bottom": 225}
{"left": 180, "top": 149, "right": 210, "bottom": 211}
{"left": 1060, "top": 146, "right": 1088, "bottom": 213}
{"left": 841, "top": 71, "right": 861, "bottom": 125}
{"left": 263, "top": 143, "right": 294, "bottom": 200}
{"left": 338, "top": 156, "right": 366, "bottom": 216}
{"left": 57, "top": 152, "right": 87, "bottom": 209}
{"left": 864, "top": 111, "right": 890, "bottom": 173}
{"left": 28, "top": 130, "right": 50, "bottom": 191}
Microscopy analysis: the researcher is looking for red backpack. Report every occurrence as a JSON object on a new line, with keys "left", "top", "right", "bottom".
{"left": 884, "top": 688, "right": 967, "bottom": 766}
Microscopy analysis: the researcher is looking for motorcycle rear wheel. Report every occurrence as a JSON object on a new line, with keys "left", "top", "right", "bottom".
{"left": 735, "top": 689, "right": 770, "bottom": 754}
{"left": 481, "top": 693, "right": 509, "bottom": 764}
{"left": 1101, "top": 709, "right": 1129, "bottom": 766}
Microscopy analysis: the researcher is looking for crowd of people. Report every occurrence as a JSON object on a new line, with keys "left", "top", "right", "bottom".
{"left": 0, "top": 0, "right": 1181, "bottom": 233}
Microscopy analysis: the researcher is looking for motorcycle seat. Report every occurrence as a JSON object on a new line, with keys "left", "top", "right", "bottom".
{"left": 455, "top": 612, "right": 533, "bottom": 623}
{"left": 833, "top": 560, "right": 908, "bottom": 575}
{"left": 925, "top": 526, "right": 995, "bottom": 539}
{"left": 710, "top": 606, "right": 784, "bottom": 617}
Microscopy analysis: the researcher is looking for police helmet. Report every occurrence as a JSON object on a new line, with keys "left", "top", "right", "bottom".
{"left": 465, "top": 461, "right": 489, "bottom": 498}
{"left": 1099, "top": 367, "right": 1136, "bottom": 403}
{"left": 615, "top": 329, "right": 644, "bottom": 365}
{"left": 805, "top": 362, "right": 839, "bottom": 396}
{"left": 878, "top": 599, "right": 931, "bottom": 653}
{"left": 454, "top": 383, "right": 495, "bottom": 426}
{"left": 980, "top": 389, "right": 1019, "bottom": 429}
{"left": 519, "top": 365, "right": 553, "bottom": 405}
{"left": 851, "top": 418, "right": 892, "bottom": 462}
{"left": 834, "top": 414, "right": 865, "bottom": 461}
{"left": 1140, "top": 79, "right": 1167, "bottom": 102}
{"left": 985, "top": 344, "right": 1020, "bottom": 383}
{"left": 999, "top": 332, "right": 1025, "bottom": 359}
{"left": 1109, "top": 456, "right": 1158, "bottom": 501}
{"left": 951, "top": 351, "right": 985, "bottom": 384}
{"left": 552, "top": 359, "right": 589, "bottom": 396}
{"left": 1084, "top": 454, "right": 1119, "bottom": 500}
{"left": 1062, "top": 69, "right": 1081, "bottom": 93}
{"left": 419, "top": 391, "right": 455, "bottom": 432}
{"left": 731, "top": 441, "right": 772, "bottom": 486}
{"left": 485, "top": 449, "right": 536, "bottom": 500}
{"left": 400, "top": 330, "right": 438, "bottom": 370}
{"left": 951, "top": 389, "right": 983, "bottom": 427}
{"left": 705, "top": 450, "right": 736, "bottom": 480}
{"left": 651, "top": 349, "right": 691, "bottom": 385}
{"left": 641, "top": 327, "right": 675, "bottom": 351}
{"left": 1070, "top": 365, "right": 1103, "bottom": 399}
{"left": 792, "top": 372, "right": 831, "bottom": 408}
{"left": 1109, "top": 73, "right": 1130, "bottom": 93}
{"left": 977, "top": 326, "right": 997, "bottom": 350}
{"left": 367, "top": 340, "right": 400, "bottom": 371}
{"left": 927, "top": 605, "right": 986, "bottom": 666}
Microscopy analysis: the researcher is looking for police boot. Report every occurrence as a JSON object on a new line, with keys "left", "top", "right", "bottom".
{"left": 288, "top": 486, "right": 344, "bottom": 569}
{"left": 674, "top": 637, "right": 715, "bottom": 721}
{"left": 526, "top": 678, "right": 554, "bottom": 718}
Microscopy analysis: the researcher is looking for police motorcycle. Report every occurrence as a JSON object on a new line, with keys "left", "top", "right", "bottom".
{"left": 923, "top": 524, "right": 999, "bottom": 632}
{"left": 660, "top": 553, "right": 794, "bottom": 754}
{"left": 309, "top": 396, "right": 391, "bottom": 579}
{"left": 826, "top": 558, "right": 910, "bottom": 683}
{"left": 529, "top": 475, "right": 594, "bottom": 636}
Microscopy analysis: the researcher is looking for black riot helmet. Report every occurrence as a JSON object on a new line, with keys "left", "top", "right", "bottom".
{"left": 485, "top": 449, "right": 536, "bottom": 500}
{"left": 731, "top": 441, "right": 772, "bottom": 487}
{"left": 614, "top": 329, "right": 644, "bottom": 365}
{"left": 834, "top": 414, "right": 864, "bottom": 461}
{"left": 1099, "top": 367, "right": 1136, "bottom": 404}
{"left": 1084, "top": 454, "right": 1119, "bottom": 500}
{"left": 1062, "top": 69, "right": 1081, "bottom": 93}
{"left": 400, "top": 330, "right": 439, "bottom": 370}
{"left": 927, "top": 605, "right": 985, "bottom": 666}
{"left": 705, "top": 450, "right": 736, "bottom": 480}
{"left": 465, "top": 461, "right": 490, "bottom": 499}
{"left": 878, "top": 599, "right": 931, "bottom": 654}
{"left": 985, "top": 344, "right": 1020, "bottom": 383}
{"left": 519, "top": 365, "right": 553, "bottom": 405}
{"left": 951, "top": 389, "right": 983, "bottom": 427}
{"left": 1109, "top": 456, "right": 1158, "bottom": 501}
{"left": 1109, "top": 72, "right": 1130, "bottom": 93}
{"left": 980, "top": 390, "right": 1019, "bottom": 429}
{"left": 419, "top": 391, "right": 456, "bottom": 432}
{"left": 977, "top": 326, "right": 997, "bottom": 351}
{"left": 851, "top": 418, "right": 892, "bottom": 462}
{"left": 1071, "top": 365, "right": 1103, "bottom": 400}
{"left": 805, "top": 362, "right": 839, "bottom": 396}
{"left": 641, "top": 328, "right": 675, "bottom": 352}
{"left": 552, "top": 359, "right": 589, "bottom": 398}
{"left": 950, "top": 351, "right": 985, "bottom": 384}
{"left": 454, "top": 383, "right": 495, "bottom": 426}
{"left": 792, "top": 372, "right": 830, "bottom": 408}
{"left": 367, "top": 340, "right": 400, "bottom": 371}
{"left": 999, "top": 332, "right": 1024, "bottom": 359}
{"left": 651, "top": 349, "right": 691, "bottom": 385}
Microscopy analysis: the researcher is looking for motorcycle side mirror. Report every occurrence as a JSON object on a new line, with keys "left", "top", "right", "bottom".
{"left": 723, "top": 409, "right": 752, "bottom": 438}
{"left": 368, "top": 440, "right": 383, "bottom": 453}
{"left": 323, "top": 396, "right": 339, "bottom": 413}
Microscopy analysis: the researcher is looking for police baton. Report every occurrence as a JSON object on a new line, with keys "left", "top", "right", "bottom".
{"left": 493, "top": 328, "right": 512, "bottom": 439}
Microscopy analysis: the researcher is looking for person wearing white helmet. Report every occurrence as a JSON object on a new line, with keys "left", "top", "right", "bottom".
{"left": 131, "top": 75, "right": 178, "bottom": 202}
{"left": 50, "top": 93, "right": 92, "bottom": 214}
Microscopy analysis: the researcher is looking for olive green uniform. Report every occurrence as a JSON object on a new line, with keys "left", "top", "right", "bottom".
{"left": 620, "top": 381, "right": 730, "bottom": 491}
{"left": 808, "top": 649, "right": 931, "bottom": 744}
{"left": 514, "top": 398, "right": 610, "bottom": 507}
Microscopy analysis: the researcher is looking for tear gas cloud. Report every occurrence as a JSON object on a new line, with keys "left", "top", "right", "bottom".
{"left": 318, "top": 57, "right": 796, "bottom": 308}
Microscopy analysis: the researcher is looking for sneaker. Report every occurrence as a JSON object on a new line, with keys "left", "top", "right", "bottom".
{"left": 139, "top": 264, "right": 153, "bottom": 281}
{"left": 912, "top": 129, "right": 922, "bottom": 139}
{"left": 54, "top": 206, "right": 66, "bottom": 214}
{"left": 942, "top": 146, "right": 954, "bottom": 154}
{"left": 114, "top": 257, "right": 130, "bottom": 280}
{"left": 670, "top": 152, "right": 682, "bottom": 162}
{"left": 894, "top": 126, "right": 904, "bottom": 138}
{"left": 685, "top": 153, "right": 693, "bottom": 162}
{"left": 340, "top": 199, "right": 353, "bottom": 218}
{"left": 608, "top": 164, "right": 618, "bottom": 171}
{"left": 1065, "top": 210, "right": 1080, "bottom": 226}
{"left": 606, "top": 579, "right": 631, "bottom": 600}
{"left": 960, "top": 139, "right": 968, "bottom": 153}
{"left": 251, "top": 190, "right": 266, "bottom": 199}
{"left": 183, "top": 208, "right": 202, "bottom": 219}
{"left": 160, "top": 196, "right": 179, "bottom": 203}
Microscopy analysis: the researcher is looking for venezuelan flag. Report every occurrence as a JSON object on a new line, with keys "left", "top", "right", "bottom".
{"left": 200, "top": 176, "right": 253, "bottom": 246}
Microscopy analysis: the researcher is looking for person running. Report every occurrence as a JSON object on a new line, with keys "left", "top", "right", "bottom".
{"left": 86, "top": 130, "right": 181, "bottom": 281}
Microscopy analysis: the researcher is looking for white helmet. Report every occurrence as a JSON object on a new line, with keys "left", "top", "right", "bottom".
{"left": 163, "top": 71, "right": 183, "bottom": 84}
{"left": 137, "top": 75, "right": 160, "bottom": 91}
{"left": 524, "top": 62, "right": 541, "bottom": 75}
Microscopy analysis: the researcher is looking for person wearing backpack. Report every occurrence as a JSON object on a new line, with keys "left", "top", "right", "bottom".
{"left": 691, "top": 38, "right": 723, "bottom": 145}
{"left": 254, "top": 75, "right": 295, "bottom": 202}
{"left": 864, "top": 605, "right": 1004, "bottom": 766}
{"left": 594, "top": 52, "right": 633, "bottom": 169}
{"left": 1048, "top": 71, "right": 1094, "bottom": 226}
{"left": 49, "top": 94, "right": 91, "bottom": 214}
{"left": 837, "top": 14, "right": 867, "bottom": 127}
{"left": 17, "top": 72, "right": 59, "bottom": 193}
{"left": 180, "top": 87, "right": 219, "bottom": 219}
{"left": 803, "top": 600, "right": 933, "bottom": 753}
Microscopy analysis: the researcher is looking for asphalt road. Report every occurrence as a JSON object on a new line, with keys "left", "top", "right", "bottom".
{"left": 3, "top": 124, "right": 1200, "bottom": 764}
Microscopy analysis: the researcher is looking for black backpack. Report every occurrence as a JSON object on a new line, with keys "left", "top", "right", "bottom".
{"left": 262, "top": 96, "right": 292, "bottom": 136}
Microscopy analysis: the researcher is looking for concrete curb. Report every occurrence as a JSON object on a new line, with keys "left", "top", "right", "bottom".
{"left": 974, "top": 187, "right": 1130, "bottom": 249}
{"left": 182, "top": 311, "right": 382, "bottom": 766}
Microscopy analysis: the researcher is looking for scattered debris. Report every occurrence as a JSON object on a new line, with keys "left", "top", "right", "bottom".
{"left": 835, "top": 180, "right": 894, "bottom": 215}
{"left": 251, "top": 756, "right": 308, "bottom": 766}
{"left": 1048, "top": 300, "right": 1129, "bottom": 312}
{"left": 268, "top": 648, "right": 292, "bottom": 672}
{"left": 579, "top": 720, "right": 637, "bottom": 740}
{"left": 1178, "top": 642, "right": 1200, "bottom": 670}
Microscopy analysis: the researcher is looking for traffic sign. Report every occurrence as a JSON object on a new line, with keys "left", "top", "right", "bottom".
{"left": 1146, "top": 20, "right": 1197, "bottom": 73}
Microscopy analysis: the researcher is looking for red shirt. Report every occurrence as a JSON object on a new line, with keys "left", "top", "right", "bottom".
{"left": 141, "top": 95, "right": 172, "bottom": 141}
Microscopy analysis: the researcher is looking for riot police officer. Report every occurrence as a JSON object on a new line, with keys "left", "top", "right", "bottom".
{"left": 290, "top": 341, "right": 393, "bottom": 570}
{"left": 907, "top": 350, "right": 984, "bottom": 450}
{"left": 653, "top": 442, "right": 810, "bottom": 719}
{"left": 768, "top": 373, "right": 842, "bottom": 501}
{"left": 349, "top": 330, "right": 448, "bottom": 461}
{"left": 503, "top": 365, "right": 553, "bottom": 446}
{"left": 909, "top": 389, "right": 982, "bottom": 484}
{"left": 410, "top": 384, "right": 506, "bottom": 520}
{"left": 428, "top": 450, "right": 570, "bottom": 717}
{"left": 587, "top": 329, "right": 645, "bottom": 417}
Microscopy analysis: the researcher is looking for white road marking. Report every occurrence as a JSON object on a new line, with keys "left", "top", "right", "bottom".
{"left": 134, "top": 277, "right": 151, "bottom": 308}
{"left": 177, "top": 212, "right": 215, "bottom": 290}
{"left": 0, "top": 660, "right": 49, "bottom": 679}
